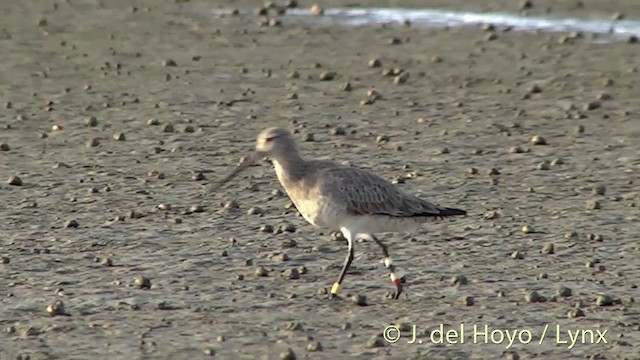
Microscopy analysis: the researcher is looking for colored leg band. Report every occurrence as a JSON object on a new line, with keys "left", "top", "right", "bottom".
{"left": 331, "top": 282, "right": 341, "bottom": 294}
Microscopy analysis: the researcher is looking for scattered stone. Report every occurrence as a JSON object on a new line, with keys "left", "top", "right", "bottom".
{"left": 592, "top": 185, "right": 606, "bottom": 195}
{"left": 450, "top": 274, "right": 468, "bottom": 286}
{"left": 100, "top": 257, "right": 113, "bottom": 266}
{"left": 567, "top": 308, "right": 585, "bottom": 318}
{"left": 528, "top": 84, "right": 542, "bottom": 94}
{"left": 113, "top": 132, "right": 126, "bottom": 141}
{"left": 147, "top": 118, "right": 160, "bottom": 126}
{"left": 511, "top": 251, "right": 524, "bottom": 260}
{"left": 7, "top": 175, "right": 22, "bottom": 186}
{"left": 530, "top": 135, "right": 546, "bottom": 145}
{"left": 134, "top": 275, "right": 151, "bottom": 289}
{"left": 86, "top": 138, "right": 100, "bottom": 147}
{"left": 162, "top": 59, "right": 177, "bottom": 67}
{"left": 319, "top": 71, "right": 336, "bottom": 81}
{"left": 310, "top": 4, "right": 324, "bottom": 16}
{"left": 0, "top": 143, "right": 9, "bottom": 151}
{"left": 278, "top": 222, "right": 296, "bottom": 233}
{"left": 247, "top": 206, "right": 263, "bottom": 215}
{"left": 596, "top": 294, "right": 615, "bottom": 306}
{"left": 283, "top": 268, "right": 300, "bottom": 280}
{"left": 484, "top": 32, "right": 498, "bottom": 41}
{"left": 462, "top": 296, "right": 474, "bottom": 306}
{"left": 376, "top": 134, "right": 389, "bottom": 144}
{"left": 189, "top": 204, "right": 204, "bottom": 213}
{"left": 524, "top": 290, "right": 546, "bottom": 303}
{"left": 541, "top": 243, "right": 554, "bottom": 254}
{"left": 303, "top": 133, "right": 315, "bottom": 142}
{"left": 488, "top": 168, "right": 500, "bottom": 175}
{"left": 583, "top": 101, "right": 601, "bottom": 111}
{"left": 366, "top": 335, "right": 385, "bottom": 348}
{"left": 557, "top": 286, "right": 572, "bottom": 297}
{"left": 281, "top": 239, "right": 297, "bottom": 248}
{"left": 85, "top": 116, "right": 98, "bottom": 127}
{"left": 255, "top": 266, "right": 269, "bottom": 277}
{"left": 508, "top": 145, "right": 524, "bottom": 153}
{"left": 192, "top": 172, "right": 205, "bottom": 181}
{"left": 586, "top": 199, "right": 601, "bottom": 210}
{"left": 280, "top": 348, "right": 296, "bottom": 360}
{"left": 368, "top": 58, "right": 381, "bottom": 67}
{"left": 162, "top": 124, "right": 174, "bottom": 133}
{"left": 352, "top": 294, "right": 367, "bottom": 306}
{"left": 307, "top": 341, "right": 323, "bottom": 352}
{"left": 64, "top": 219, "right": 79, "bottom": 228}
{"left": 537, "top": 161, "right": 550, "bottom": 171}
{"left": 46, "top": 300, "right": 68, "bottom": 317}
{"left": 260, "top": 224, "right": 274, "bottom": 233}
{"left": 521, "top": 225, "right": 534, "bottom": 233}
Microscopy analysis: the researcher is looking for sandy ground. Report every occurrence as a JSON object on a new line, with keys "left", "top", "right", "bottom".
{"left": 1, "top": 0, "right": 639, "bottom": 359}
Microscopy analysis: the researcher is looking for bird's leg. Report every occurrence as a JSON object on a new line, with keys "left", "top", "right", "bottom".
{"left": 372, "top": 235, "right": 405, "bottom": 300}
{"left": 330, "top": 230, "right": 354, "bottom": 299}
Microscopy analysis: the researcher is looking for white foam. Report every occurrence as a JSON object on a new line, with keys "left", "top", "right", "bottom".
{"left": 278, "top": 7, "right": 640, "bottom": 43}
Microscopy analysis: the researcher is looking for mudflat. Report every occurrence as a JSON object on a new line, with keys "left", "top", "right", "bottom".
{"left": 1, "top": 0, "right": 639, "bottom": 359}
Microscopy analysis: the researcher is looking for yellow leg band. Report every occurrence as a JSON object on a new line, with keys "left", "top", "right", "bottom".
{"left": 331, "top": 282, "right": 341, "bottom": 294}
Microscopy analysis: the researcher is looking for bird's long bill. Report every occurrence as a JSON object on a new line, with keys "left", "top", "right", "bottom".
{"left": 213, "top": 152, "right": 263, "bottom": 191}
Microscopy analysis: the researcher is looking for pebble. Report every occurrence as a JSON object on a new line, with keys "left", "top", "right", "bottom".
{"left": 134, "top": 275, "right": 151, "bottom": 289}
{"left": 541, "top": 243, "right": 554, "bottom": 254}
{"left": 567, "top": 308, "right": 585, "bottom": 318}
{"left": 162, "top": 59, "right": 177, "bottom": 67}
{"left": 462, "top": 296, "right": 474, "bottom": 306}
{"left": 7, "top": 176, "right": 22, "bottom": 186}
{"left": 557, "top": 286, "right": 572, "bottom": 297}
{"left": 113, "top": 132, "right": 126, "bottom": 141}
{"left": 352, "top": 294, "right": 367, "bottom": 306}
{"left": 521, "top": 225, "right": 534, "bottom": 233}
{"left": 583, "top": 101, "right": 601, "bottom": 111}
{"left": 586, "top": 199, "right": 601, "bottom": 210}
{"left": 511, "top": 251, "right": 524, "bottom": 260}
{"left": 280, "top": 348, "right": 296, "bottom": 360}
{"left": 85, "top": 116, "right": 98, "bottom": 127}
{"left": 46, "top": 300, "right": 68, "bottom": 317}
{"left": 100, "top": 257, "right": 113, "bottom": 266}
{"left": 86, "top": 138, "right": 100, "bottom": 147}
{"left": 530, "top": 135, "right": 546, "bottom": 145}
{"left": 281, "top": 239, "right": 297, "bottom": 248}
{"left": 64, "top": 219, "right": 79, "bottom": 228}
{"left": 247, "top": 206, "right": 263, "bottom": 215}
{"left": 596, "top": 294, "right": 615, "bottom": 306}
{"left": 306, "top": 341, "right": 322, "bottom": 351}
{"left": 592, "top": 185, "right": 606, "bottom": 195}
{"left": 508, "top": 145, "right": 524, "bottom": 153}
{"left": 255, "top": 266, "right": 269, "bottom": 277}
{"left": 368, "top": 58, "right": 381, "bottom": 67}
{"left": 366, "top": 335, "right": 385, "bottom": 348}
{"left": 537, "top": 161, "right": 550, "bottom": 171}
{"left": 310, "top": 4, "right": 324, "bottom": 16}
{"left": 450, "top": 274, "right": 468, "bottom": 286}
{"left": 0, "top": 142, "right": 9, "bottom": 151}
{"left": 524, "top": 290, "right": 546, "bottom": 303}
{"left": 283, "top": 268, "right": 300, "bottom": 280}
{"left": 278, "top": 222, "right": 296, "bottom": 233}
{"left": 319, "top": 71, "right": 336, "bottom": 81}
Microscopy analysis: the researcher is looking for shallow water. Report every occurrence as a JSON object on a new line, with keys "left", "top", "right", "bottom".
{"left": 213, "top": 7, "right": 640, "bottom": 43}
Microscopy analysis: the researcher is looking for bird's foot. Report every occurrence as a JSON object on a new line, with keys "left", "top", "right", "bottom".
{"left": 329, "top": 282, "right": 343, "bottom": 300}
{"left": 389, "top": 275, "right": 407, "bottom": 300}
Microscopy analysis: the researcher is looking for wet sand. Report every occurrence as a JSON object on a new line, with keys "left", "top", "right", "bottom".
{"left": 1, "top": 0, "right": 639, "bottom": 359}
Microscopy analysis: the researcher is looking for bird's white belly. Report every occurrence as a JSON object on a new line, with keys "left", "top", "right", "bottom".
{"left": 341, "top": 214, "right": 423, "bottom": 234}
{"left": 290, "top": 196, "right": 342, "bottom": 229}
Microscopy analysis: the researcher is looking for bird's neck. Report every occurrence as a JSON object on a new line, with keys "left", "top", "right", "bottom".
{"left": 272, "top": 151, "right": 305, "bottom": 182}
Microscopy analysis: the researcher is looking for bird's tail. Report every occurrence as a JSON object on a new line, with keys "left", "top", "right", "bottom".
{"left": 438, "top": 207, "right": 467, "bottom": 217}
